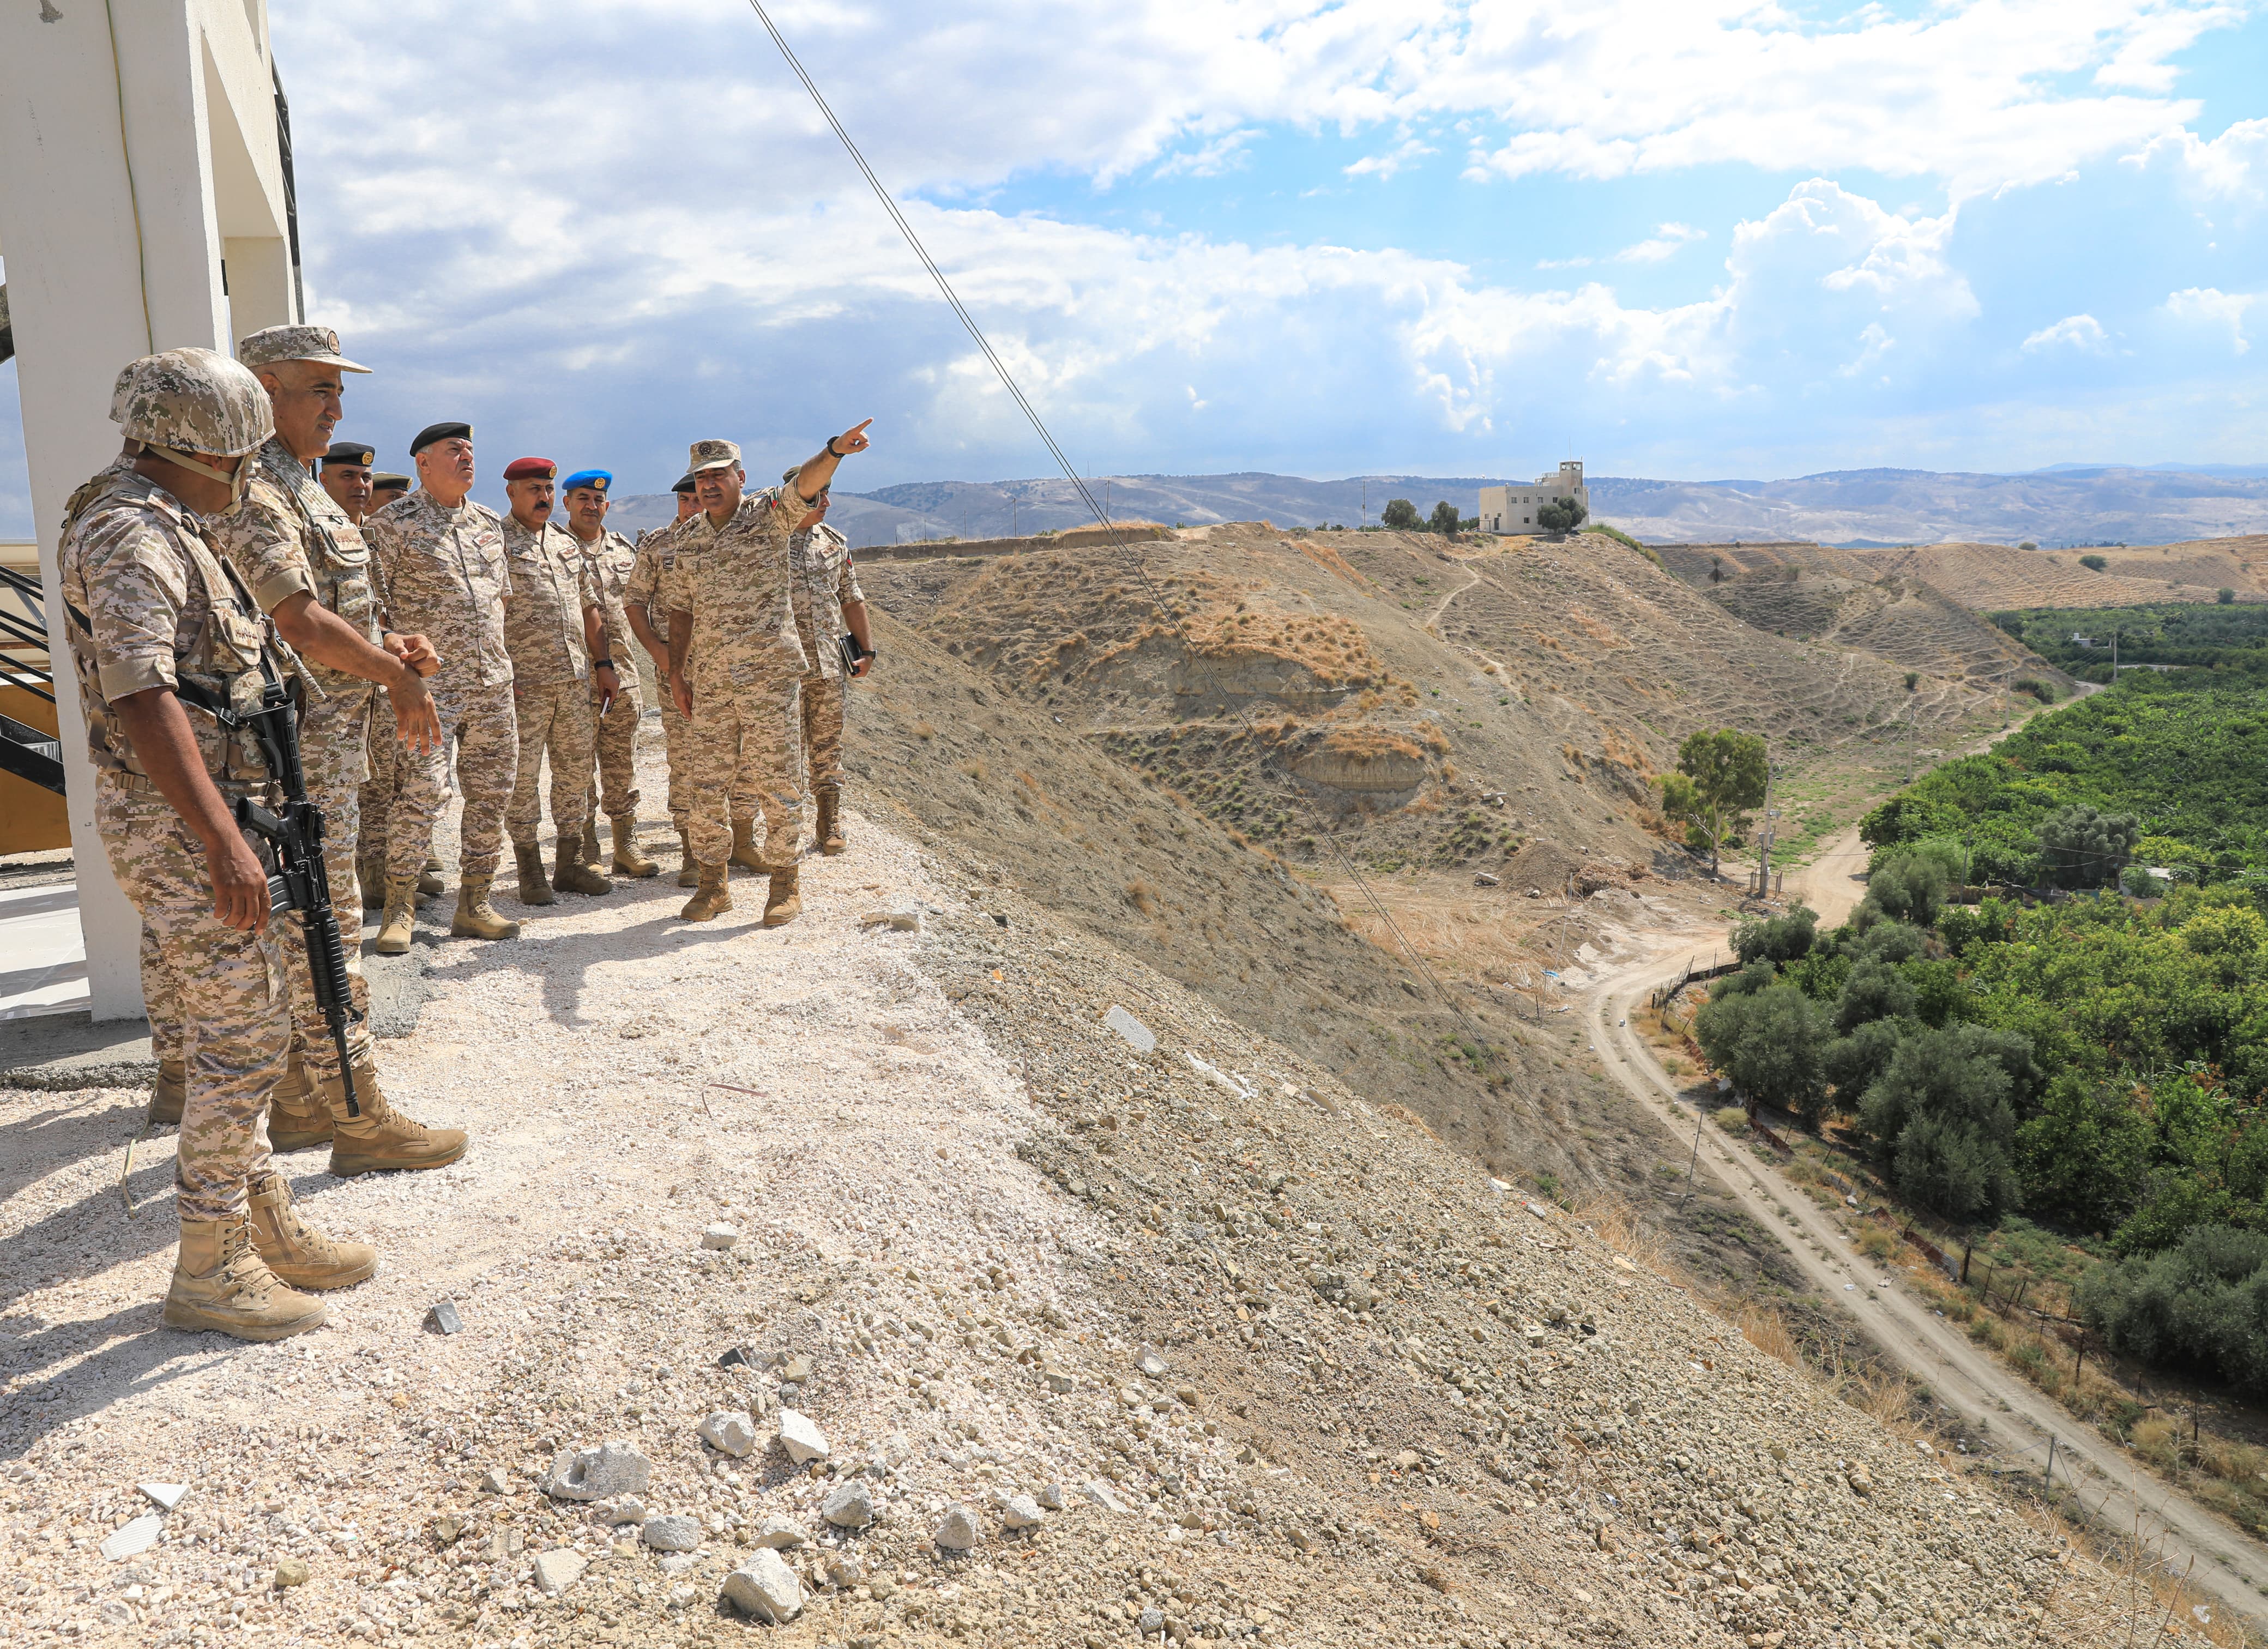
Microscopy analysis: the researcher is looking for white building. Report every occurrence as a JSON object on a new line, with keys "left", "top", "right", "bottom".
{"left": 0, "top": 1, "right": 302, "bottom": 1019}
{"left": 1479, "top": 461, "right": 1588, "bottom": 534}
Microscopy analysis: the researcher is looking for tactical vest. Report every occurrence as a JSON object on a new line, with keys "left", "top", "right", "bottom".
{"left": 264, "top": 440, "right": 382, "bottom": 689}
{"left": 62, "top": 480, "right": 288, "bottom": 791}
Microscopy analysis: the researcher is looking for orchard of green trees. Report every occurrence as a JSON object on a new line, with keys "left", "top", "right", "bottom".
{"left": 1699, "top": 675, "right": 2268, "bottom": 1393}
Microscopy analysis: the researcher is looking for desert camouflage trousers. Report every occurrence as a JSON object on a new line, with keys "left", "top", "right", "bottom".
{"left": 391, "top": 682, "right": 517, "bottom": 882}
{"left": 584, "top": 672, "right": 643, "bottom": 820}
{"left": 799, "top": 669, "right": 845, "bottom": 794}
{"left": 507, "top": 678, "right": 596, "bottom": 845}
{"left": 146, "top": 685, "right": 376, "bottom": 1086}
{"left": 357, "top": 701, "right": 415, "bottom": 868}
{"left": 101, "top": 779, "right": 286, "bottom": 1222}
{"left": 660, "top": 663, "right": 753, "bottom": 828}
{"left": 685, "top": 659, "right": 801, "bottom": 869}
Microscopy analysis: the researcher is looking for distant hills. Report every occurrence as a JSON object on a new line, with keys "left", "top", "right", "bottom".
{"left": 602, "top": 463, "right": 2268, "bottom": 550}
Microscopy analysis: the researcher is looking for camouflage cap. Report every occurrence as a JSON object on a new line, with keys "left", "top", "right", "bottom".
{"left": 688, "top": 439, "right": 741, "bottom": 474}
{"left": 111, "top": 348, "right": 274, "bottom": 457}
{"left": 237, "top": 324, "right": 371, "bottom": 374}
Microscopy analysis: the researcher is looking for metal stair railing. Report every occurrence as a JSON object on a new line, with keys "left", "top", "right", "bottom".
{"left": 0, "top": 563, "right": 68, "bottom": 795}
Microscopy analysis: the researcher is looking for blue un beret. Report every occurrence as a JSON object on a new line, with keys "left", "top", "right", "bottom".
{"left": 560, "top": 469, "right": 612, "bottom": 494}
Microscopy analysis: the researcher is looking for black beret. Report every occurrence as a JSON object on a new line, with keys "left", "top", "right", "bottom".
{"left": 322, "top": 440, "right": 376, "bottom": 468}
{"left": 409, "top": 421, "right": 472, "bottom": 455}
{"left": 371, "top": 473, "right": 412, "bottom": 492}
{"left": 672, "top": 473, "right": 697, "bottom": 494}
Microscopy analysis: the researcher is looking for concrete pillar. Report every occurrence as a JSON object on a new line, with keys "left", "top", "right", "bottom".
{"left": 0, "top": 1, "right": 287, "bottom": 1019}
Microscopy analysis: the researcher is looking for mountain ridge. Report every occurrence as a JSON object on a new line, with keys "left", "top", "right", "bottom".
{"left": 601, "top": 463, "right": 2268, "bottom": 551}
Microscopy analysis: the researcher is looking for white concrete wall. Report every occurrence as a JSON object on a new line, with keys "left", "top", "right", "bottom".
{"left": 0, "top": 0, "right": 295, "bottom": 1019}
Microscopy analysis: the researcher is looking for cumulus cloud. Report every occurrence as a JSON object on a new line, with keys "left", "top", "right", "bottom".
{"left": 2124, "top": 117, "right": 2268, "bottom": 206}
{"left": 1615, "top": 223, "right": 1705, "bottom": 263}
{"left": 2163, "top": 287, "right": 2261, "bottom": 354}
{"left": 2022, "top": 314, "right": 2112, "bottom": 352}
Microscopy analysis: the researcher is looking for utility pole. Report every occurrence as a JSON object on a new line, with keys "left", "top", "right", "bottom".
{"left": 1362, "top": 479, "right": 1368, "bottom": 530}
{"left": 1757, "top": 763, "right": 1777, "bottom": 900}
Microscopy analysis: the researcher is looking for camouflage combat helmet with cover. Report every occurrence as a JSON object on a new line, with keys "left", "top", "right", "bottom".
{"left": 112, "top": 347, "right": 274, "bottom": 504}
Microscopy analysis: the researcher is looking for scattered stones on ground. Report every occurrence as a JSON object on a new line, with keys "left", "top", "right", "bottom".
{"left": 540, "top": 1440, "right": 652, "bottom": 1501}
{"left": 752, "top": 1515, "right": 810, "bottom": 1550}
{"left": 641, "top": 1514, "right": 702, "bottom": 1552}
{"left": 697, "top": 1410, "right": 759, "bottom": 1457}
{"left": 934, "top": 1502, "right": 981, "bottom": 1552}
{"left": 721, "top": 1549, "right": 804, "bottom": 1624}
{"left": 700, "top": 1222, "right": 741, "bottom": 1250}
{"left": 1002, "top": 1493, "right": 1044, "bottom": 1530}
{"left": 533, "top": 1548, "right": 587, "bottom": 1597}
{"left": 777, "top": 1408, "right": 829, "bottom": 1464}
{"left": 423, "top": 1300, "right": 463, "bottom": 1335}
{"left": 822, "top": 1480, "right": 877, "bottom": 1529}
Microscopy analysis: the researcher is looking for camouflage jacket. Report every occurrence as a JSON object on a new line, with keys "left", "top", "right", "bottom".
{"left": 788, "top": 522, "right": 865, "bottom": 681}
{"left": 365, "top": 492, "right": 515, "bottom": 689}
{"left": 499, "top": 517, "right": 598, "bottom": 688}
{"left": 667, "top": 488, "right": 809, "bottom": 683}
{"left": 58, "top": 468, "right": 282, "bottom": 789}
{"left": 207, "top": 436, "right": 383, "bottom": 700}
{"left": 570, "top": 525, "right": 640, "bottom": 673}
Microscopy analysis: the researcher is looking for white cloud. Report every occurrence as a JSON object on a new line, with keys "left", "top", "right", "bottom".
{"left": 1615, "top": 222, "right": 1705, "bottom": 263}
{"left": 1839, "top": 323, "right": 1896, "bottom": 379}
{"left": 2123, "top": 117, "right": 2268, "bottom": 205}
{"left": 1345, "top": 136, "right": 1437, "bottom": 180}
{"left": 2163, "top": 287, "right": 2261, "bottom": 354}
{"left": 2021, "top": 314, "right": 2112, "bottom": 353}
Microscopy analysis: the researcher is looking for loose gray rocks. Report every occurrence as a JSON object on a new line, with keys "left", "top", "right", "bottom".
{"left": 533, "top": 1549, "right": 586, "bottom": 1596}
{"left": 698, "top": 1410, "right": 759, "bottom": 1458}
{"left": 721, "top": 1549, "right": 804, "bottom": 1623}
{"left": 822, "top": 1481, "right": 877, "bottom": 1529}
{"left": 540, "top": 1440, "right": 652, "bottom": 1502}
{"left": 752, "top": 1515, "right": 810, "bottom": 1550}
{"left": 701, "top": 1223, "right": 741, "bottom": 1250}
{"left": 777, "top": 1409, "right": 830, "bottom": 1464}
{"left": 1002, "top": 1494, "right": 1044, "bottom": 1531}
{"left": 641, "top": 1515, "right": 702, "bottom": 1553}
{"left": 934, "top": 1502, "right": 981, "bottom": 1551}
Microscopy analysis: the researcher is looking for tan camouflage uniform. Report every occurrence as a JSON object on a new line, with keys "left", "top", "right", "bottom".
{"left": 629, "top": 522, "right": 757, "bottom": 827}
{"left": 789, "top": 521, "right": 862, "bottom": 795}
{"left": 572, "top": 525, "right": 643, "bottom": 822}
{"left": 500, "top": 517, "right": 599, "bottom": 844}
{"left": 365, "top": 493, "right": 517, "bottom": 881}
{"left": 59, "top": 469, "right": 289, "bottom": 1221}
{"left": 672, "top": 487, "right": 807, "bottom": 868}
{"left": 208, "top": 437, "right": 384, "bottom": 1088}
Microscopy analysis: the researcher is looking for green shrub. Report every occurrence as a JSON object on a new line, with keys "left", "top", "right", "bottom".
{"left": 2035, "top": 802, "right": 2140, "bottom": 889}
{"left": 2012, "top": 677, "right": 2059, "bottom": 703}
{"left": 1856, "top": 1024, "right": 2039, "bottom": 1220}
{"left": 1733, "top": 904, "right": 1819, "bottom": 966}
{"left": 2078, "top": 1225, "right": 2268, "bottom": 1395}
{"left": 2079, "top": 554, "right": 2108, "bottom": 571}
{"left": 1696, "top": 981, "right": 1831, "bottom": 1124}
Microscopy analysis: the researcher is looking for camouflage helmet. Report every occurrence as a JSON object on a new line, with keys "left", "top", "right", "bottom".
{"left": 110, "top": 347, "right": 274, "bottom": 457}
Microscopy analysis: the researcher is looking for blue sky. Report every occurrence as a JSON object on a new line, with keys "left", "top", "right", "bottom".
{"left": 4, "top": 0, "right": 2267, "bottom": 529}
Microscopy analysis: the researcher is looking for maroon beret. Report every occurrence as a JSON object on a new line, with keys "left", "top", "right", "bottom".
{"left": 503, "top": 456, "right": 557, "bottom": 482}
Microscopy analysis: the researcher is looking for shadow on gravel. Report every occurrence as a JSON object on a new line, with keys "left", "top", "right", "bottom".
{"left": 4, "top": 1300, "right": 234, "bottom": 1461}
{"left": 411, "top": 873, "right": 769, "bottom": 1028}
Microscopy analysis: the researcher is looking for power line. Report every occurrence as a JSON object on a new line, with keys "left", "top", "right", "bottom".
{"left": 741, "top": 1, "right": 1521, "bottom": 1088}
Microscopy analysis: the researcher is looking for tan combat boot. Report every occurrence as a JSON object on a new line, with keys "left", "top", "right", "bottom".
{"left": 577, "top": 813, "right": 603, "bottom": 867}
{"left": 763, "top": 862, "right": 803, "bottom": 927}
{"left": 358, "top": 856, "right": 388, "bottom": 911}
{"left": 375, "top": 874, "right": 418, "bottom": 955}
{"left": 267, "top": 1048, "right": 333, "bottom": 1151}
{"left": 675, "top": 827, "right": 700, "bottom": 888}
{"left": 513, "top": 840, "right": 555, "bottom": 906}
{"left": 553, "top": 839, "right": 612, "bottom": 896}
{"left": 451, "top": 876, "right": 522, "bottom": 940}
{"left": 150, "top": 1057, "right": 186, "bottom": 1125}
{"left": 680, "top": 861, "right": 732, "bottom": 921}
{"left": 246, "top": 1169, "right": 375, "bottom": 1289}
{"left": 162, "top": 1212, "right": 327, "bottom": 1341}
{"left": 325, "top": 1060, "right": 471, "bottom": 1176}
{"left": 418, "top": 855, "right": 447, "bottom": 898}
{"left": 729, "top": 814, "right": 770, "bottom": 873}
{"left": 816, "top": 786, "right": 846, "bottom": 856}
{"left": 612, "top": 814, "right": 660, "bottom": 878}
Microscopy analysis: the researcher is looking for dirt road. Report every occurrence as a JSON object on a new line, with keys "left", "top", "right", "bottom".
{"left": 1581, "top": 947, "right": 2268, "bottom": 1630}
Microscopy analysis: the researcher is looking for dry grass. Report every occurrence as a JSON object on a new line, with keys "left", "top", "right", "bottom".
{"left": 912, "top": 720, "right": 937, "bottom": 740}
{"left": 1378, "top": 1102, "right": 1440, "bottom": 1140}
{"left": 1124, "top": 878, "right": 1159, "bottom": 917}
{"left": 1735, "top": 1302, "right": 1803, "bottom": 1368}
{"left": 1568, "top": 1194, "right": 1675, "bottom": 1280}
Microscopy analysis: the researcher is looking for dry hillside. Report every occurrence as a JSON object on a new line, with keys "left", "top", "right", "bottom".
{"left": 861, "top": 525, "right": 2039, "bottom": 882}
{"left": 1844, "top": 536, "right": 2268, "bottom": 610}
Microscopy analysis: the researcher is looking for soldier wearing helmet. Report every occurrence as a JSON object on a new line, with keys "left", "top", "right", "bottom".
{"left": 56, "top": 347, "right": 370, "bottom": 1342}
{"left": 193, "top": 323, "right": 467, "bottom": 1179}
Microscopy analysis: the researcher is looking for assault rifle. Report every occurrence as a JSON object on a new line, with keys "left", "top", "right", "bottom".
{"left": 180, "top": 665, "right": 362, "bottom": 1117}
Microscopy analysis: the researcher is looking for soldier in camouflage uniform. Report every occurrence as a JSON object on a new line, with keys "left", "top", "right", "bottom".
{"left": 560, "top": 469, "right": 659, "bottom": 878}
{"left": 61, "top": 348, "right": 382, "bottom": 1340}
{"left": 498, "top": 457, "right": 617, "bottom": 904}
{"left": 666, "top": 424, "right": 872, "bottom": 924}
{"left": 204, "top": 326, "right": 467, "bottom": 1175}
{"left": 364, "top": 423, "right": 524, "bottom": 946}
{"left": 627, "top": 474, "right": 753, "bottom": 886}
{"left": 783, "top": 482, "right": 875, "bottom": 857}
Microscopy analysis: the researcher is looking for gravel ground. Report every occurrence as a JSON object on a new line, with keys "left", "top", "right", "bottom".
{"left": 1, "top": 733, "right": 2144, "bottom": 1647}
